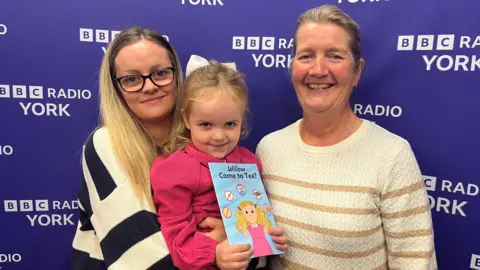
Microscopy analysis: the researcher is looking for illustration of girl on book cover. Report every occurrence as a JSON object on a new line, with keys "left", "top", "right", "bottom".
{"left": 235, "top": 200, "right": 274, "bottom": 257}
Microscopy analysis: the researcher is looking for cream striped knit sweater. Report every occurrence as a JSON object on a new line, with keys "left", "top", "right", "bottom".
{"left": 255, "top": 119, "right": 436, "bottom": 270}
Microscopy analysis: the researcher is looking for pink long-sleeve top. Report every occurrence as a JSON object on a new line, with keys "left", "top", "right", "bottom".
{"left": 151, "top": 144, "right": 262, "bottom": 270}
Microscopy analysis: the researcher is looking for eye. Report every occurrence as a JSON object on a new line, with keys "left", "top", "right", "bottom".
{"left": 199, "top": 122, "right": 211, "bottom": 128}
{"left": 120, "top": 76, "right": 141, "bottom": 86}
{"left": 245, "top": 210, "right": 249, "bottom": 214}
{"left": 328, "top": 54, "right": 343, "bottom": 62}
{"left": 154, "top": 69, "right": 169, "bottom": 77}
{"left": 225, "top": 122, "right": 237, "bottom": 128}
{"left": 297, "top": 55, "right": 313, "bottom": 62}
{"left": 250, "top": 210, "right": 254, "bottom": 213}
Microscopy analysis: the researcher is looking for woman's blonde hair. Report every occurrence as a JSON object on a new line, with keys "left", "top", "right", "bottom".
{"left": 98, "top": 26, "right": 183, "bottom": 208}
{"left": 235, "top": 201, "right": 272, "bottom": 233}
{"left": 292, "top": 5, "right": 362, "bottom": 66}
{"left": 163, "top": 60, "right": 249, "bottom": 155}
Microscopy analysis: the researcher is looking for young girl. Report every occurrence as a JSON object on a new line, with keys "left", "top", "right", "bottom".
{"left": 150, "top": 55, "right": 287, "bottom": 270}
{"left": 236, "top": 201, "right": 274, "bottom": 258}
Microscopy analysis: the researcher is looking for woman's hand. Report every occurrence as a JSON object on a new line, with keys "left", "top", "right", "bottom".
{"left": 215, "top": 240, "right": 253, "bottom": 270}
{"left": 199, "top": 217, "right": 227, "bottom": 243}
{"left": 269, "top": 226, "right": 288, "bottom": 257}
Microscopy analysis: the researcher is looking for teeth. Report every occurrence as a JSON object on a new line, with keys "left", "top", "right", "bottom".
{"left": 308, "top": 84, "right": 331, "bottom": 89}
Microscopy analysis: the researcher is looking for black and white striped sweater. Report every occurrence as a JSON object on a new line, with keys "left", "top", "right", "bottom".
{"left": 71, "top": 127, "right": 263, "bottom": 270}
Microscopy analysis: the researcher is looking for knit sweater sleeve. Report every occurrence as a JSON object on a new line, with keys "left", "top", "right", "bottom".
{"left": 71, "top": 127, "right": 175, "bottom": 270}
{"left": 380, "top": 139, "right": 437, "bottom": 269}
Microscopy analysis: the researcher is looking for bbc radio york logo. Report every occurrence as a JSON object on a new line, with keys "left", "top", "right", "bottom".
{"left": 397, "top": 34, "right": 480, "bottom": 71}
{"left": 0, "top": 85, "right": 92, "bottom": 117}
{"left": 232, "top": 36, "right": 293, "bottom": 68}
{"left": 181, "top": 0, "right": 223, "bottom": 5}
{"left": 4, "top": 199, "right": 78, "bottom": 227}
{"left": 80, "top": 28, "right": 169, "bottom": 54}
{"left": 423, "top": 175, "right": 479, "bottom": 217}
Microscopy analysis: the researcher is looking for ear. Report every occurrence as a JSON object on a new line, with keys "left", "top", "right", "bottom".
{"left": 353, "top": 58, "right": 365, "bottom": 88}
{"left": 182, "top": 109, "right": 191, "bottom": 130}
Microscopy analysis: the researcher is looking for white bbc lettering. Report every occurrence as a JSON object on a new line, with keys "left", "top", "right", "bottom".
{"left": 80, "top": 28, "right": 93, "bottom": 42}
{"left": 262, "top": 37, "right": 275, "bottom": 50}
{"left": 423, "top": 55, "right": 480, "bottom": 71}
{"left": 35, "top": 200, "right": 49, "bottom": 211}
{"left": 428, "top": 196, "right": 468, "bottom": 216}
{"left": 0, "top": 253, "right": 22, "bottom": 263}
{"left": 460, "top": 36, "right": 480, "bottom": 49}
{"left": 4, "top": 200, "right": 18, "bottom": 212}
{"left": 423, "top": 175, "right": 437, "bottom": 192}
{"left": 440, "top": 180, "right": 479, "bottom": 196}
{"left": 19, "top": 200, "right": 33, "bottom": 212}
{"left": 416, "top": 35, "right": 435, "bottom": 51}
{"left": 0, "top": 84, "right": 10, "bottom": 98}
{"left": 436, "top": 34, "right": 455, "bottom": 50}
{"left": 28, "top": 86, "right": 43, "bottom": 99}
{"left": 471, "top": 254, "right": 480, "bottom": 270}
{"left": 278, "top": 38, "right": 293, "bottom": 50}
{"left": 19, "top": 102, "right": 71, "bottom": 117}
{"left": 247, "top": 37, "right": 260, "bottom": 50}
{"left": 0, "top": 24, "right": 7, "bottom": 35}
{"left": 53, "top": 200, "right": 79, "bottom": 210}
{"left": 252, "top": 54, "right": 293, "bottom": 68}
{"left": 397, "top": 35, "right": 414, "bottom": 51}
{"left": 353, "top": 104, "right": 402, "bottom": 117}
{"left": 95, "top": 29, "right": 109, "bottom": 43}
{"left": 181, "top": 0, "right": 224, "bottom": 5}
{"left": 12, "top": 85, "right": 27, "bottom": 98}
{"left": 0, "top": 145, "right": 14, "bottom": 156}
{"left": 47, "top": 88, "right": 92, "bottom": 100}
{"left": 233, "top": 36, "right": 245, "bottom": 50}
{"left": 26, "top": 214, "right": 75, "bottom": 226}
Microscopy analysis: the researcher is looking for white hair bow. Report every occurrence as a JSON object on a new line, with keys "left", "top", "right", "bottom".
{"left": 185, "top": 54, "right": 237, "bottom": 78}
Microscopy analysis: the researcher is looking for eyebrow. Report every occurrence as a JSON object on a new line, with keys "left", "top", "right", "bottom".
{"left": 120, "top": 64, "right": 172, "bottom": 75}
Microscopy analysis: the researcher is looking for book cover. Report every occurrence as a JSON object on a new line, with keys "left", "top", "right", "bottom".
{"left": 208, "top": 162, "right": 284, "bottom": 258}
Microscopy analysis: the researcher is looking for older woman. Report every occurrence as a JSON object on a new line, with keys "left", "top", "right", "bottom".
{"left": 256, "top": 5, "right": 436, "bottom": 270}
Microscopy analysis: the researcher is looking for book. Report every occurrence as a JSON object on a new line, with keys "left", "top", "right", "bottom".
{"left": 208, "top": 162, "right": 284, "bottom": 258}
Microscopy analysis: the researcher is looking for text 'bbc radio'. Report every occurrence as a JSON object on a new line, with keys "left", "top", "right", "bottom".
{"left": 4, "top": 200, "right": 78, "bottom": 227}
{"left": 181, "top": 0, "right": 223, "bottom": 5}
{"left": 0, "top": 24, "right": 7, "bottom": 35}
{"left": 0, "top": 85, "right": 92, "bottom": 117}
{"left": 397, "top": 34, "right": 480, "bottom": 71}
{"left": 423, "top": 175, "right": 479, "bottom": 217}
{"left": 232, "top": 36, "right": 294, "bottom": 68}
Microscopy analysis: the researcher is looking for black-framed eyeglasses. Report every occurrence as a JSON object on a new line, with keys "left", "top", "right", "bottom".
{"left": 114, "top": 67, "right": 176, "bottom": 92}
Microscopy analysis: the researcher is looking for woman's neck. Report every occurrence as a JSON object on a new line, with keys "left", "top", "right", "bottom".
{"left": 300, "top": 106, "right": 361, "bottom": 147}
{"left": 141, "top": 117, "right": 172, "bottom": 147}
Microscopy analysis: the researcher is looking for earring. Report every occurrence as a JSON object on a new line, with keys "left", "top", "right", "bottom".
{"left": 353, "top": 83, "right": 358, "bottom": 89}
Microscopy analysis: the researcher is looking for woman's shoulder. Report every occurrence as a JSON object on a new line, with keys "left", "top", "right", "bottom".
{"left": 362, "top": 120, "right": 413, "bottom": 153}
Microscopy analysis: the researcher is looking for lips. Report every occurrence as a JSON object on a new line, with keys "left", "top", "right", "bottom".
{"left": 142, "top": 95, "right": 165, "bottom": 103}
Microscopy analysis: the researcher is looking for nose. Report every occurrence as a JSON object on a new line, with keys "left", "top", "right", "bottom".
{"left": 142, "top": 77, "right": 157, "bottom": 94}
{"left": 309, "top": 57, "right": 328, "bottom": 77}
{"left": 212, "top": 128, "right": 226, "bottom": 141}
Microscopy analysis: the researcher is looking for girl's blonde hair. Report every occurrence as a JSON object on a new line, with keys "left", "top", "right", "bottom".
{"left": 99, "top": 26, "right": 183, "bottom": 209}
{"left": 163, "top": 60, "right": 249, "bottom": 155}
{"left": 235, "top": 200, "right": 272, "bottom": 233}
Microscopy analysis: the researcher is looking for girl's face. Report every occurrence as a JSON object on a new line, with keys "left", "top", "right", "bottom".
{"left": 184, "top": 92, "right": 243, "bottom": 159}
{"left": 241, "top": 204, "right": 258, "bottom": 224}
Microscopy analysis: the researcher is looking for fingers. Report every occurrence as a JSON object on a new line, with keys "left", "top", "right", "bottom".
{"left": 229, "top": 244, "right": 252, "bottom": 253}
{"left": 268, "top": 226, "right": 284, "bottom": 235}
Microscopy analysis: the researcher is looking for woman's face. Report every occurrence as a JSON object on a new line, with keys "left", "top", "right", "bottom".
{"left": 291, "top": 22, "right": 364, "bottom": 114}
{"left": 114, "top": 40, "right": 177, "bottom": 123}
